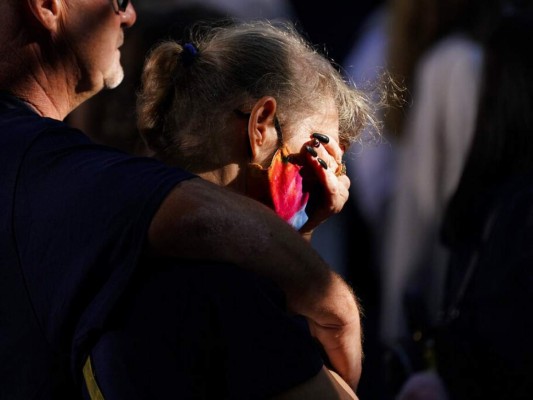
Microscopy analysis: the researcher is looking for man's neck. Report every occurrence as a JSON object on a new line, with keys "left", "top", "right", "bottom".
{"left": 0, "top": 45, "right": 93, "bottom": 121}
{"left": 9, "top": 84, "right": 67, "bottom": 121}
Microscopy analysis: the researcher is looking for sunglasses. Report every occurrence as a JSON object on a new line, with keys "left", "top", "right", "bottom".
{"left": 110, "top": 0, "right": 129, "bottom": 13}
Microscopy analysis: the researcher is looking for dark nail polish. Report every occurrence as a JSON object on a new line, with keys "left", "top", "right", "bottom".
{"left": 312, "top": 133, "right": 330, "bottom": 144}
{"left": 312, "top": 138, "right": 320, "bottom": 148}
{"left": 306, "top": 145, "right": 318, "bottom": 157}
{"left": 318, "top": 158, "right": 328, "bottom": 169}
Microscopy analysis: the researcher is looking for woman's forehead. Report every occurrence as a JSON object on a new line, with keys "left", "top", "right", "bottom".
{"left": 290, "top": 102, "right": 339, "bottom": 138}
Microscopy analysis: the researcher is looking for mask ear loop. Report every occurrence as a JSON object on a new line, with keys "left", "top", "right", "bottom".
{"left": 273, "top": 115, "right": 283, "bottom": 146}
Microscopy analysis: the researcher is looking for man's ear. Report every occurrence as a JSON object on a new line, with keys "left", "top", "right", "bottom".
{"left": 25, "top": 0, "right": 61, "bottom": 32}
{"left": 248, "top": 96, "right": 279, "bottom": 166}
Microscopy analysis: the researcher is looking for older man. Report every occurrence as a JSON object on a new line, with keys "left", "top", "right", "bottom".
{"left": 0, "top": 0, "right": 361, "bottom": 398}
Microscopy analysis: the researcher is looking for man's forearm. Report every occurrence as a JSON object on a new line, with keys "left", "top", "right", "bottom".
{"left": 148, "top": 178, "right": 362, "bottom": 386}
{"left": 149, "top": 178, "right": 338, "bottom": 313}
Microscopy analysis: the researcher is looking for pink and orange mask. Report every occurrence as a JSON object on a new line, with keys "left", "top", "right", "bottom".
{"left": 246, "top": 146, "right": 310, "bottom": 230}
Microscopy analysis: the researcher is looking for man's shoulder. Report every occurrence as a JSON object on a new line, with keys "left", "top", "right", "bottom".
{"left": 0, "top": 106, "right": 185, "bottom": 180}
{"left": 0, "top": 106, "right": 86, "bottom": 155}
{"left": 0, "top": 105, "right": 69, "bottom": 131}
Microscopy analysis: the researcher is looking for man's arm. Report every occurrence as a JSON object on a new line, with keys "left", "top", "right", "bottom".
{"left": 148, "top": 178, "right": 362, "bottom": 389}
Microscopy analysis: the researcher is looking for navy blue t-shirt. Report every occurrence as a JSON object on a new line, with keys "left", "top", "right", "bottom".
{"left": 0, "top": 95, "right": 194, "bottom": 398}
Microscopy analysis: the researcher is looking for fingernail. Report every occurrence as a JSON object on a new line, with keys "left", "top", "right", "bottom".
{"left": 312, "top": 133, "right": 330, "bottom": 144}
{"left": 306, "top": 145, "right": 318, "bottom": 157}
{"left": 317, "top": 158, "right": 328, "bottom": 169}
{"left": 312, "top": 138, "right": 320, "bottom": 148}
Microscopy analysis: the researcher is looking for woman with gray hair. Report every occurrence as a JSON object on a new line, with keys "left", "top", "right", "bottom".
{"left": 84, "top": 20, "right": 378, "bottom": 399}
{"left": 138, "top": 20, "right": 376, "bottom": 239}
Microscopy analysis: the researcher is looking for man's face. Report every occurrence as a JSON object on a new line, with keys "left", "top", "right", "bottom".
{"left": 59, "top": 0, "right": 137, "bottom": 92}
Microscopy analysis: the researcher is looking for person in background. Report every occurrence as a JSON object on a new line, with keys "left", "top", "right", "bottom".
{"left": 396, "top": 5, "right": 533, "bottom": 399}
{"left": 379, "top": 2, "right": 504, "bottom": 394}
{"left": 436, "top": 7, "right": 533, "bottom": 399}
{"left": 0, "top": 1, "right": 361, "bottom": 397}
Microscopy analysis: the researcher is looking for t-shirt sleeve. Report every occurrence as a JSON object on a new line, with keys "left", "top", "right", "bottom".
{"left": 13, "top": 125, "right": 195, "bottom": 368}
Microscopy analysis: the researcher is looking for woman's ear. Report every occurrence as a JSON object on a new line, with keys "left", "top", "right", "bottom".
{"left": 248, "top": 96, "right": 280, "bottom": 166}
{"left": 25, "top": 0, "right": 61, "bottom": 33}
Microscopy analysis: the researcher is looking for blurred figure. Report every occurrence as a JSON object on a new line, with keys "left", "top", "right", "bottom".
{"left": 379, "top": 3, "right": 504, "bottom": 394}
{"left": 339, "top": 1, "right": 496, "bottom": 398}
{"left": 397, "top": 370, "right": 449, "bottom": 400}
{"left": 436, "top": 7, "right": 533, "bottom": 399}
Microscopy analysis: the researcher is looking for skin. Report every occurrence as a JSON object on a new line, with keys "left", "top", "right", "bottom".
{"left": 56, "top": 0, "right": 135, "bottom": 91}
{"left": 0, "top": 0, "right": 136, "bottom": 119}
{"left": 0, "top": 0, "right": 362, "bottom": 395}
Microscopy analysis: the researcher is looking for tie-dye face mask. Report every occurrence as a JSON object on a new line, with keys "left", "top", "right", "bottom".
{"left": 246, "top": 146, "right": 309, "bottom": 230}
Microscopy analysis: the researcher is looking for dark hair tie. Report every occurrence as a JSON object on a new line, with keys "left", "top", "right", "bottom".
{"left": 182, "top": 42, "right": 199, "bottom": 67}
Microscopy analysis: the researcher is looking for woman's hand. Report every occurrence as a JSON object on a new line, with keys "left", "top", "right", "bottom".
{"left": 298, "top": 133, "right": 350, "bottom": 239}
